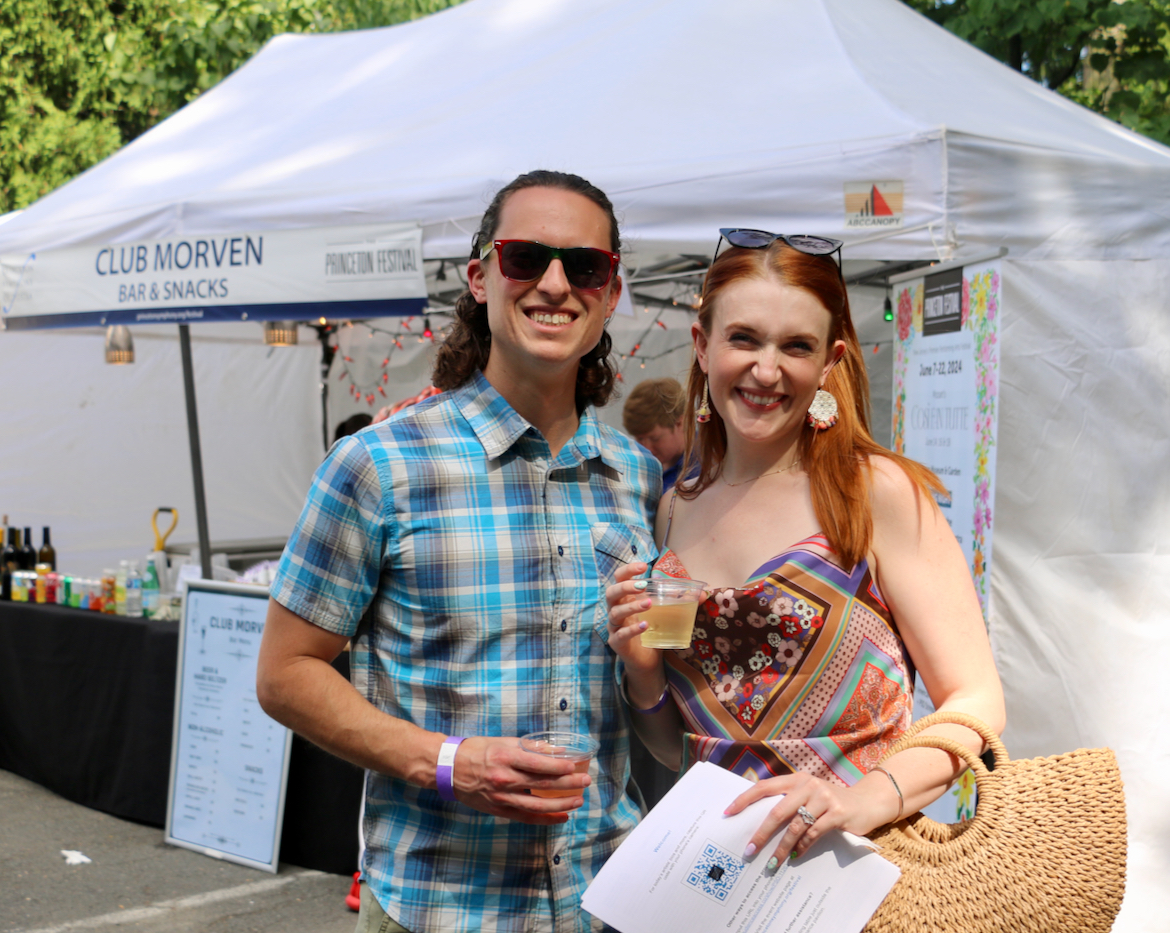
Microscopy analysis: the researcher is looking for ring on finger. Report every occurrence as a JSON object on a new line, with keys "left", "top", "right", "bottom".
{"left": 796, "top": 805, "right": 816, "bottom": 826}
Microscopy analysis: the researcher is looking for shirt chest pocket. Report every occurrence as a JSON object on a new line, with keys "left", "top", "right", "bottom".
{"left": 590, "top": 522, "right": 656, "bottom": 639}
{"left": 591, "top": 522, "right": 656, "bottom": 582}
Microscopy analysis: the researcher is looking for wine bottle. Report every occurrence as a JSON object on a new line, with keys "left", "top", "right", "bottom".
{"left": 2, "top": 529, "right": 21, "bottom": 600}
{"left": 1, "top": 527, "right": 18, "bottom": 571}
{"left": 38, "top": 527, "right": 56, "bottom": 571}
{"left": 19, "top": 527, "right": 37, "bottom": 571}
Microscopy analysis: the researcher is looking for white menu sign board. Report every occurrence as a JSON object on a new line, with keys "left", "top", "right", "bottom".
{"left": 165, "top": 579, "right": 291, "bottom": 872}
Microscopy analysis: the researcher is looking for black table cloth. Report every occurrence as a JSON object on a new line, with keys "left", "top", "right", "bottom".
{"left": 0, "top": 600, "right": 682, "bottom": 877}
{"left": 0, "top": 600, "right": 362, "bottom": 875}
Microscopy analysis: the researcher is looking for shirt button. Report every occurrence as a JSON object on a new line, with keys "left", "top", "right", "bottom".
{"left": 632, "top": 545, "right": 638, "bottom": 555}
{"left": 553, "top": 855, "right": 561, "bottom": 865}
{"left": 559, "top": 698, "right": 568, "bottom": 711}
{"left": 557, "top": 545, "right": 564, "bottom": 556}
{"left": 560, "top": 619, "right": 567, "bottom": 632}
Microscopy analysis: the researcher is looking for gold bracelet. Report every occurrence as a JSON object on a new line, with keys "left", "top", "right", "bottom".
{"left": 872, "top": 765, "right": 904, "bottom": 821}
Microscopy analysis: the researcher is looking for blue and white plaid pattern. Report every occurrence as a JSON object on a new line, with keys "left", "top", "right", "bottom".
{"left": 272, "top": 370, "right": 661, "bottom": 933}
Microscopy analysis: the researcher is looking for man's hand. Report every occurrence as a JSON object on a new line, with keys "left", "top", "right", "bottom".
{"left": 450, "top": 736, "right": 589, "bottom": 824}
{"left": 258, "top": 601, "right": 595, "bottom": 824}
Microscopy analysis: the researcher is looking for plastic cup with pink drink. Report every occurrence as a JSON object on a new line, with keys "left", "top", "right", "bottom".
{"left": 520, "top": 731, "right": 600, "bottom": 798}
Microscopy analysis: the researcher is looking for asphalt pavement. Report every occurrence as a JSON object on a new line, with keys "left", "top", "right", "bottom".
{"left": 0, "top": 769, "right": 356, "bottom": 933}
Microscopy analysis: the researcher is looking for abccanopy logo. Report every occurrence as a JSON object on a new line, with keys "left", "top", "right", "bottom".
{"left": 844, "top": 181, "right": 903, "bottom": 228}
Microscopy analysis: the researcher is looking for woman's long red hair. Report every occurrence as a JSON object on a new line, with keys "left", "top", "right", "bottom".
{"left": 679, "top": 243, "right": 945, "bottom": 569}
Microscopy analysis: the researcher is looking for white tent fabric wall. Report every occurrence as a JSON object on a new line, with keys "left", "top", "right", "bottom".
{"left": 993, "top": 260, "right": 1170, "bottom": 932}
{"left": 0, "top": 326, "right": 321, "bottom": 577}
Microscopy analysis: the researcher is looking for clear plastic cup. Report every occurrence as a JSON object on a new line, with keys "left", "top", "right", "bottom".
{"left": 520, "top": 731, "right": 600, "bottom": 798}
{"left": 636, "top": 577, "right": 707, "bottom": 648}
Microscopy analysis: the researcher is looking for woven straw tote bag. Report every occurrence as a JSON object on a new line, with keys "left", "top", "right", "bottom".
{"left": 863, "top": 711, "right": 1126, "bottom": 933}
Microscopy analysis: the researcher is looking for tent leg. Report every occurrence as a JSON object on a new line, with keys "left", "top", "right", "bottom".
{"left": 315, "top": 324, "right": 335, "bottom": 451}
{"left": 320, "top": 359, "right": 330, "bottom": 452}
{"left": 178, "top": 324, "right": 213, "bottom": 581}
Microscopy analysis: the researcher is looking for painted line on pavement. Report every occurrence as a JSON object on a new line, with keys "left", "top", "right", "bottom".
{"left": 9, "top": 869, "right": 325, "bottom": 933}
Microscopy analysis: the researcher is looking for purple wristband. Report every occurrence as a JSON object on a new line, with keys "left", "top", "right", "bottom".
{"left": 623, "top": 676, "right": 671, "bottom": 714}
{"left": 635, "top": 686, "right": 671, "bottom": 714}
{"left": 436, "top": 736, "right": 465, "bottom": 802}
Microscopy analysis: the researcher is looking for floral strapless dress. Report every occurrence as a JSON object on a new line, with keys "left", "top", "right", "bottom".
{"left": 655, "top": 535, "right": 913, "bottom": 785}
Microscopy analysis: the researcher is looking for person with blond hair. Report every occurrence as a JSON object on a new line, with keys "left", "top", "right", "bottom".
{"left": 607, "top": 230, "right": 1004, "bottom": 873}
{"left": 622, "top": 377, "right": 689, "bottom": 490}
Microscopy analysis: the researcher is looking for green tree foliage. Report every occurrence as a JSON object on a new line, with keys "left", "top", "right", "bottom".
{"left": 0, "top": 0, "right": 466, "bottom": 213}
{"left": 902, "top": 0, "right": 1170, "bottom": 145}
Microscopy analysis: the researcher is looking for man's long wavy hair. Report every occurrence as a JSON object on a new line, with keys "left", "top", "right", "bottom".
{"left": 679, "top": 243, "right": 946, "bottom": 569}
{"left": 432, "top": 170, "right": 621, "bottom": 410}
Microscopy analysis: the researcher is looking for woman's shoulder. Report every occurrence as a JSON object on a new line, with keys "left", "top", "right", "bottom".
{"left": 655, "top": 476, "right": 710, "bottom": 533}
{"left": 865, "top": 453, "right": 942, "bottom": 540}
{"left": 867, "top": 454, "right": 919, "bottom": 498}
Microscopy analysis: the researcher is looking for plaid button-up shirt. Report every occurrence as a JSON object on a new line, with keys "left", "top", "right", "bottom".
{"left": 272, "top": 371, "right": 661, "bottom": 933}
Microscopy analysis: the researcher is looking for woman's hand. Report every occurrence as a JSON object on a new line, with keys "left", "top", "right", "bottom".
{"left": 724, "top": 770, "right": 901, "bottom": 870}
{"left": 605, "top": 562, "right": 667, "bottom": 700}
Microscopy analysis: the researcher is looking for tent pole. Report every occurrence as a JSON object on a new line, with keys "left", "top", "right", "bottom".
{"left": 320, "top": 365, "right": 330, "bottom": 452}
{"left": 178, "top": 324, "right": 213, "bottom": 581}
{"left": 313, "top": 323, "right": 336, "bottom": 451}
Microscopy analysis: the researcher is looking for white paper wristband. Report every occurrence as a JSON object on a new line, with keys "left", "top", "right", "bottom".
{"left": 436, "top": 736, "right": 465, "bottom": 802}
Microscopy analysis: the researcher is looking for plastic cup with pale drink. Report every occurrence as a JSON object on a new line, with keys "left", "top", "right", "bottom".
{"left": 519, "top": 731, "right": 600, "bottom": 798}
{"left": 635, "top": 577, "right": 707, "bottom": 649}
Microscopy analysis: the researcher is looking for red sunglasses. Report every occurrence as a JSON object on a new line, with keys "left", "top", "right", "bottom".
{"left": 480, "top": 239, "right": 620, "bottom": 291}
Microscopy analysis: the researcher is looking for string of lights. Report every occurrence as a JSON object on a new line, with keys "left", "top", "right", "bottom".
{"left": 618, "top": 306, "right": 669, "bottom": 365}
{"left": 330, "top": 304, "right": 893, "bottom": 405}
{"left": 617, "top": 284, "right": 702, "bottom": 369}
{"left": 332, "top": 314, "right": 452, "bottom": 406}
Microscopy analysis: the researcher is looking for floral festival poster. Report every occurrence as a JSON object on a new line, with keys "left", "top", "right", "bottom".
{"left": 892, "top": 260, "right": 1000, "bottom": 824}
{"left": 892, "top": 261, "right": 1000, "bottom": 618}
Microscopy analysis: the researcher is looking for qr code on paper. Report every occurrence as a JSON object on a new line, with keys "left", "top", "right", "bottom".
{"left": 682, "top": 841, "right": 745, "bottom": 903}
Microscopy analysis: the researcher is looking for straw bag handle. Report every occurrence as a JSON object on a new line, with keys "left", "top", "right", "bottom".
{"left": 876, "top": 711, "right": 1007, "bottom": 812}
{"left": 881, "top": 710, "right": 1007, "bottom": 770}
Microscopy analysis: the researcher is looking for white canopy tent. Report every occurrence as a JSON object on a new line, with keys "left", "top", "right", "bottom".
{"left": 2, "top": 0, "right": 1168, "bottom": 926}
{"left": 1, "top": 0, "right": 1168, "bottom": 264}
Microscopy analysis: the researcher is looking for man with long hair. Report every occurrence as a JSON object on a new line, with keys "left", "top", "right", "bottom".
{"left": 257, "top": 171, "right": 660, "bottom": 933}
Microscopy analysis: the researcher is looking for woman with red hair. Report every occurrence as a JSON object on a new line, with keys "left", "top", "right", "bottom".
{"left": 608, "top": 231, "right": 1004, "bottom": 873}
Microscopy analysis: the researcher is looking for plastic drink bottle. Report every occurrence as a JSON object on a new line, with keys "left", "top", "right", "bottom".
{"left": 142, "top": 557, "right": 160, "bottom": 618}
{"left": 101, "top": 570, "right": 117, "bottom": 614}
{"left": 125, "top": 561, "right": 143, "bottom": 618}
{"left": 115, "top": 560, "right": 128, "bottom": 614}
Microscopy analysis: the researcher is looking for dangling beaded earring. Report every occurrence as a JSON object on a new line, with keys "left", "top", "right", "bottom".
{"left": 806, "top": 387, "right": 838, "bottom": 430}
{"left": 696, "top": 377, "right": 712, "bottom": 424}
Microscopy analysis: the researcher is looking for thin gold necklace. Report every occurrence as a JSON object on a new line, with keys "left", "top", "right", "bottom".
{"left": 722, "top": 460, "right": 802, "bottom": 487}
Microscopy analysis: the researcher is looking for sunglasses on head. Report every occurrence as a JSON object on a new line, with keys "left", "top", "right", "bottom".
{"left": 713, "top": 228, "right": 844, "bottom": 281}
{"left": 480, "top": 239, "right": 620, "bottom": 291}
